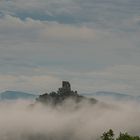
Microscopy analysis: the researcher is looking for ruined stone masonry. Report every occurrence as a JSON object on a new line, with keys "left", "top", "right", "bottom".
{"left": 36, "top": 81, "right": 97, "bottom": 105}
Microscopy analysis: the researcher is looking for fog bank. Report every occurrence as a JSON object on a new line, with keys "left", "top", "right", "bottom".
{"left": 0, "top": 99, "right": 140, "bottom": 140}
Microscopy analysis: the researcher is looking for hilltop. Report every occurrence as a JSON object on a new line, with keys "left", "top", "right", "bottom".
{"left": 36, "top": 81, "right": 97, "bottom": 105}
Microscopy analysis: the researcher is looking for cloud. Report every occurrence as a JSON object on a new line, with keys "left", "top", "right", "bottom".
{"left": 82, "top": 65, "right": 140, "bottom": 94}
{"left": 0, "top": 15, "right": 98, "bottom": 70}
{"left": 0, "top": 16, "right": 140, "bottom": 95}
{"left": 0, "top": 0, "right": 140, "bottom": 95}
{"left": 0, "top": 0, "right": 140, "bottom": 31}
{"left": 0, "top": 15, "right": 96, "bottom": 42}
{"left": 0, "top": 99, "right": 140, "bottom": 140}
{"left": 0, "top": 64, "right": 140, "bottom": 95}
{"left": 0, "top": 74, "right": 60, "bottom": 94}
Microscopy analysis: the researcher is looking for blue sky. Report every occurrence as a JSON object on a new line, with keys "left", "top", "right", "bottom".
{"left": 0, "top": 0, "right": 140, "bottom": 95}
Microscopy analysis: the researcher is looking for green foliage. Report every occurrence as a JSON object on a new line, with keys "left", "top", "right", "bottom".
{"left": 117, "top": 133, "right": 140, "bottom": 140}
{"left": 101, "top": 130, "right": 140, "bottom": 140}
{"left": 101, "top": 129, "right": 114, "bottom": 140}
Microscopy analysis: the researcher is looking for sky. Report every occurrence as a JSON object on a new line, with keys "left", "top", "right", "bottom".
{"left": 0, "top": 0, "right": 140, "bottom": 95}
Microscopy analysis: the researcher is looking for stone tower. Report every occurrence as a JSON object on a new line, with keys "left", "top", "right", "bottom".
{"left": 57, "top": 81, "right": 72, "bottom": 95}
{"left": 62, "top": 81, "right": 71, "bottom": 92}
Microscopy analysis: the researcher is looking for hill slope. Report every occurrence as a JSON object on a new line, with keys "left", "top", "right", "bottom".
{"left": 0, "top": 91, "right": 37, "bottom": 100}
{"left": 82, "top": 91, "right": 140, "bottom": 101}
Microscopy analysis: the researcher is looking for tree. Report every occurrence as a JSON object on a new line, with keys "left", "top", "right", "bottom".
{"left": 101, "top": 130, "right": 140, "bottom": 140}
{"left": 101, "top": 129, "right": 114, "bottom": 140}
{"left": 116, "top": 133, "right": 140, "bottom": 140}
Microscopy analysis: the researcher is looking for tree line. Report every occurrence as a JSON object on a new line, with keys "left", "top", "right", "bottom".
{"left": 101, "top": 129, "right": 140, "bottom": 140}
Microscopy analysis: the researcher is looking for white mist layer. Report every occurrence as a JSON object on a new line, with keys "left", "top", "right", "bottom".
{"left": 0, "top": 99, "right": 140, "bottom": 140}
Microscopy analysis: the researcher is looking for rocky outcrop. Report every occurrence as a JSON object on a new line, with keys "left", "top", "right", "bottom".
{"left": 36, "top": 81, "right": 97, "bottom": 105}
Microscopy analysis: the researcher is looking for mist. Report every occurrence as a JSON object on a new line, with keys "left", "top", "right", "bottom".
{"left": 0, "top": 98, "right": 140, "bottom": 140}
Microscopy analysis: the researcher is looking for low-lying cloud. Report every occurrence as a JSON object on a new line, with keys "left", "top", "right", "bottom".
{"left": 0, "top": 99, "right": 140, "bottom": 140}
